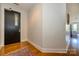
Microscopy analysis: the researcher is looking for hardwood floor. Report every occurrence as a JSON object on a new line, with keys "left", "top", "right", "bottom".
{"left": 67, "top": 37, "right": 79, "bottom": 56}
{"left": 0, "top": 41, "right": 69, "bottom": 56}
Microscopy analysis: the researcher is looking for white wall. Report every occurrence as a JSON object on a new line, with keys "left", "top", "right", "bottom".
{"left": 0, "top": 4, "right": 2, "bottom": 49}
{"left": 28, "top": 3, "right": 67, "bottom": 53}
{"left": 42, "top": 3, "right": 67, "bottom": 52}
{"left": 28, "top": 4, "right": 43, "bottom": 48}
{"left": 0, "top": 3, "right": 28, "bottom": 46}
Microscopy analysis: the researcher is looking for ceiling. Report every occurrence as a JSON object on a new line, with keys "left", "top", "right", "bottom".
{"left": 13, "top": 3, "right": 37, "bottom": 11}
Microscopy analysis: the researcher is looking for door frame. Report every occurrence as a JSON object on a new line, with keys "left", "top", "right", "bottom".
{"left": 4, "top": 9, "right": 21, "bottom": 45}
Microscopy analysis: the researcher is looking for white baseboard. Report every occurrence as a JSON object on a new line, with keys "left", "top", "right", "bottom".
{"left": 41, "top": 48, "right": 67, "bottom": 53}
{"left": 27, "top": 40, "right": 67, "bottom": 53}
{"left": 27, "top": 40, "right": 43, "bottom": 52}
{"left": 21, "top": 39, "right": 27, "bottom": 42}
{"left": 0, "top": 45, "right": 4, "bottom": 50}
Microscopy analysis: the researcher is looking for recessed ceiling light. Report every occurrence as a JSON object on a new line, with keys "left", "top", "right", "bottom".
{"left": 13, "top": 3, "right": 19, "bottom": 5}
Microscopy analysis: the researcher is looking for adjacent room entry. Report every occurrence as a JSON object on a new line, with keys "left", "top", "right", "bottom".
{"left": 5, "top": 9, "right": 20, "bottom": 45}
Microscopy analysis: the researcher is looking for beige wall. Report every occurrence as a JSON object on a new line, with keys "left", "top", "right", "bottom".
{"left": 0, "top": 3, "right": 28, "bottom": 46}
{"left": 28, "top": 4, "right": 43, "bottom": 47}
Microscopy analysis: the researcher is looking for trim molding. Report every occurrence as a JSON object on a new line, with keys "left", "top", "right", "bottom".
{"left": 41, "top": 48, "right": 67, "bottom": 53}
{"left": 0, "top": 45, "right": 4, "bottom": 50}
{"left": 65, "top": 35, "right": 71, "bottom": 52}
{"left": 27, "top": 40, "right": 67, "bottom": 53}
{"left": 66, "top": 39, "right": 70, "bottom": 52}
{"left": 21, "top": 39, "right": 27, "bottom": 42}
{"left": 27, "top": 40, "right": 43, "bottom": 52}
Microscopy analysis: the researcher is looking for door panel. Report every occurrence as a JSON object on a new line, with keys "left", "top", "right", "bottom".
{"left": 5, "top": 10, "right": 20, "bottom": 45}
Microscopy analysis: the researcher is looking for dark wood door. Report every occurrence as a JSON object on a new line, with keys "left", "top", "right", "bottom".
{"left": 5, "top": 10, "right": 20, "bottom": 45}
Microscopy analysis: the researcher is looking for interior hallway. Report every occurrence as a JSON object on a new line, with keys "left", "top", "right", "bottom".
{"left": 1, "top": 3, "right": 79, "bottom": 56}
